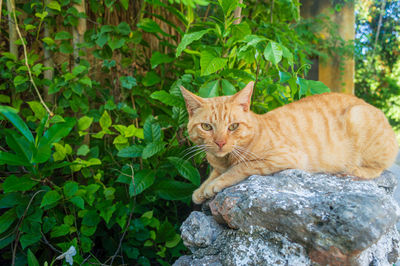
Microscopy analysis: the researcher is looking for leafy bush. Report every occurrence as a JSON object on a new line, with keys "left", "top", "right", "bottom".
{"left": 0, "top": 0, "right": 345, "bottom": 264}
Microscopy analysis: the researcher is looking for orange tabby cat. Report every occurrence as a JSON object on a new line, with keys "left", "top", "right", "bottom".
{"left": 180, "top": 82, "right": 399, "bottom": 204}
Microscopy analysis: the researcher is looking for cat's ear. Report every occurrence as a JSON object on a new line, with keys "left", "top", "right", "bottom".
{"left": 232, "top": 81, "right": 254, "bottom": 111}
{"left": 180, "top": 86, "right": 205, "bottom": 116}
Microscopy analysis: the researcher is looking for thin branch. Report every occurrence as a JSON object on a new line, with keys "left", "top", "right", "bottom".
{"left": 11, "top": 190, "right": 46, "bottom": 266}
{"left": 9, "top": 0, "right": 53, "bottom": 116}
{"left": 372, "top": 0, "right": 386, "bottom": 57}
{"left": 40, "top": 231, "right": 63, "bottom": 254}
{"left": 108, "top": 165, "right": 136, "bottom": 265}
{"left": 233, "top": 0, "right": 243, "bottom": 25}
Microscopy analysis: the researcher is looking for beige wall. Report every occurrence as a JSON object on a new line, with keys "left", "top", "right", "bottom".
{"left": 301, "top": 0, "right": 354, "bottom": 94}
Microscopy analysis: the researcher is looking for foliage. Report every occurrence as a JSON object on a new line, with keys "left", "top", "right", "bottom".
{"left": 355, "top": 0, "right": 400, "bottom": 135}
{"left": 0, "top": 0, "right": 345, "bottom": 264}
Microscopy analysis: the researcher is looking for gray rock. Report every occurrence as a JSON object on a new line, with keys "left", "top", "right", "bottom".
{"left": 175, "top": 170, "right": 400, "bottom": 266}
{"left": 181, "top": 211, "right": 224, "bottom": 252}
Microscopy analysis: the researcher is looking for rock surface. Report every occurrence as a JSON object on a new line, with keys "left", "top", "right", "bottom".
{"left": 174, "top": 170, "right": 400, "bottom": 266}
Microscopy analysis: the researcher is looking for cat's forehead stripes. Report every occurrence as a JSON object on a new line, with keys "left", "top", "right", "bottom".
{"left": 205, "top": 101, "right": 236, "bottom": 124}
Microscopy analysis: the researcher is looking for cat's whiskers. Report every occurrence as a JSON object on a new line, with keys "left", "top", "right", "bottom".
{"left": 233, "top": 145, "right": 260, "bottom": 161}
{"left": 231, "top": 149, "right": 249, "bottom": 168}
{"left": 185, "top": 148, "right": 207, "bottom": 161}
{"left": 182, "top": 144, "right": 208, "bottom": 160}
{"left": 182, "top": 144, "right": 214, "bottom": 162}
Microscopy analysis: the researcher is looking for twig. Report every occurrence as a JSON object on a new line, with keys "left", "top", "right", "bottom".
{"left": 9, "top": 0, "right": 53, "bottom": 116}
{"left": 372, "top": 0, "right": 386, "bottom": 58}
{"left": 40, "top": 231, "right": 63, "bottom": 254}
{"left": 233, "top": 0, "right": 243, "bottom": 25}
{"left": 108, "top": 165, "right": 136, "bottom": 265}
{"left": 11, "top": 190, "right": 46, "bottom": 266}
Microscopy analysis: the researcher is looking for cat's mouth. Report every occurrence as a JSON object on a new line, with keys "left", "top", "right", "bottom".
{"left": 213, "top": 149, "right": 230, "bottom": 157}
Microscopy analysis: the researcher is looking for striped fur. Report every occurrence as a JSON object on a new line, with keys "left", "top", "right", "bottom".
{"left": 180, "top": 82, "right": 399, "bottom": 204}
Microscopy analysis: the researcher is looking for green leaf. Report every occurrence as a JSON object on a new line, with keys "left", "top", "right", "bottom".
{"left": 150, "top": 91, "right": 184, "bottom": 107}
{"left": 42, "top": 37, "right": 55, "bottom": 45}
{"left": 96, "top": 33, "right": 109, "bottom": 47}
{"left": 78, "top": 116, "right": 93, "bottom": 131}
{"left": 120, "top": 76, "right": 137, "bottom": 89}
{"left": 40, "top": 190, "right": 62, "bottom": 208}
{"left": 0, "top": 105, "right": 34, "bottom": 143}
{"left": 221, "top": 79, "right": 236, "bottom": 95}
{"left": 117, "top": 145, "right": 143, "bottom": 158}
{"left": 64, "top": 182, "right": 78, "bottom": 197}
{"left": 281, "top": 45, "right": 294, "bottom": 66}
{"left": 4, "top": 129, "right": 33, "bottom": 165}
{"left": 50, "top": 115, "right": 65, "bottom": 123}
{"left": 55, "top": 31, "right": 72, "bottom": 40}
{"left": 99, "top": 111, "right": 112, "bottom": 129}
{"left": 199, "top": 80, "right": 219, "bottom": 98}
{"left": 230, "top": 22, "right": 251, "bottom": 43}
{"left": 0, "top": 208, "right": 16, "bottom": 234}
{"left": 168, "top": 157, "right": 201, "bottom": 186}
{"left": 47, "top": 1, "right": 61, "bottom": 11}
{"left": 279, "top": 71, "right": 292, "bottom": 83}
{"left": 297, "top": 77, "right": 309, "bottom": 97}
{"left": 0, "top": 94, "right": 10, "bottom": 103}
{"left": 72, "top": 65, "right": 87, "bottom": 76}
{"left": 117, "top": 22, "right": 131, "bottom": 35}
{"left": 27, "top": 249, "right": 40, "bottom": 266}
{"left": 13, "top": 75, "right": 28, "bottom": 87}
{"left": 80, "top": 76, "right": 92, "bottom": 87}
{"left": 150, "top": 52, "right": 174, "bottom": 69}
{"left": 309, "top": 80, "right": 331, "bottom": 95}
{"left": 50, "top": 224, "right": 70, "bottom": 238}
{"left": 27, "top": 101, "right": 46, "bottom": 120}
{"left": 143, "top": 119, "right": 162, "bottom": 143}
{"left": 82, "top": 210, "right": 100, "bottom": 226}
{"left": 20, "top": 233, "right": 41, "bottom": 249}
{"left": 108, "top": 38, "right": 126, "bottom": 51}
{"left": 154, "top": 180, "right": 196, "bottom": 200}
{"left": 100, "top": 204, "right": 116, "bottom": 223}
{"left": 129, "top": 169, "right": 156, "bottom": 197}
{"left": 35, "top": 117, "right": 75, "bottom": 163}
{"left": 137, "top": 18, "right": 162, "bottom": 33}
{"left": 264, "top": 41, "right": 283, "bottom": 65}
{"left": 165, "top": 234, "right": 181, "bottom": 248}
{"left": 176, "top": 30, "right": 209, "bottom": 57}
{"left": 77, "top": 144, "right": 90, "bottom": 156}
{"left": 200, "top": 50, "right": 228, "bottom": 76}
{"left": 70, "top": 196, "right": 84, "bottom": 209}
{"left": 3, "top": 175, "right": 38, "bottom": 193}
{"left": 142, "top": 141, "right": 166, "bottom": 159}
{"left": 59, "top": 43, "right": 73, "bottom": 54}
{"left": 0, "top": 151, "right": 31, "bottom": 166}
{"left": 119, "top": 0, "right": 129, "bottom": 10}
{"left": 218, "top": 0, "right": 238, "bottom": 17}
{"left": 142, "top": 71, "right": 160, "bottom": 87}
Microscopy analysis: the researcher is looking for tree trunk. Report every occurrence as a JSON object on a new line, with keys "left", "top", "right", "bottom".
{"left": 43, "top": 0, "right": 54, "bottom": 103}
{"left": 72, "top": 0, "right": 87, "bottom": 67}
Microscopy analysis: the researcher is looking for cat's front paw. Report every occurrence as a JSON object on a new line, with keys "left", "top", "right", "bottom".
{"left": 192, "top": 188, "right": 206, "bottom": 204}
{"left": 203, "top": 180, "right": 225, "bottom": 199}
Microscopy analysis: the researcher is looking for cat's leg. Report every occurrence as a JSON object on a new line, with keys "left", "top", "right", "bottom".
{"left": 348, "top": 166, "right": 384, "bottom": 180}
{"left": 203, "top": 161, "right": 281, "bottom": 199}
{"left": 192, "top": 169, "right": 221, "bottom": 204}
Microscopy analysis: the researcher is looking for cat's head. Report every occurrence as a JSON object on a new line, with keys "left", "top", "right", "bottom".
{"left": 180, "top": 82, "right": 255, "bottom": 157}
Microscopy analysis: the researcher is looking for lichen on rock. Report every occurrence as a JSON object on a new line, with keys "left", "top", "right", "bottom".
{"left": 174, "top": 170, "right": 400, "bottom": 266}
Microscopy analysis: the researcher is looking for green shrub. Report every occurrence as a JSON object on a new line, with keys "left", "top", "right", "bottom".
{"left": 0, "top": 0, "right": 346, "bottom": 264}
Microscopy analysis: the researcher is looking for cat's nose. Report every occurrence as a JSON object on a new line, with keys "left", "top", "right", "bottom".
{"left": 214, "top": 140, "right": 226, "bottom": 149}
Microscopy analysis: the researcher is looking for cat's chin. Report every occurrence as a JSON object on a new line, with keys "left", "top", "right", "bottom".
{"left": 213, "top": 151, "right": 229, "bottom": 157}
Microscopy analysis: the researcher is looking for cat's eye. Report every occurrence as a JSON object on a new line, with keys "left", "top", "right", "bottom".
{"left": 201, "top": 123, "right": 213, "bottom": 131}
{"left": 228, "top": 123, "right": 239, "bottom": 131}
